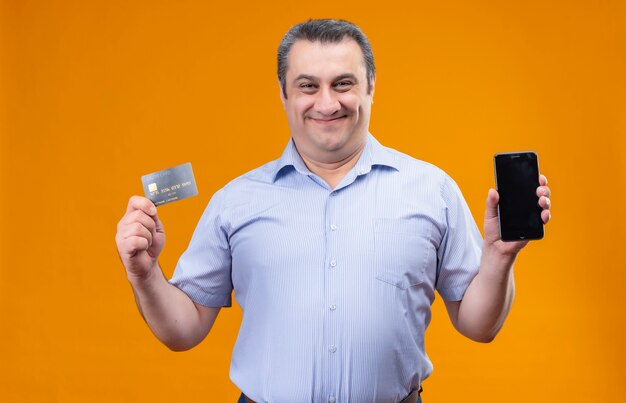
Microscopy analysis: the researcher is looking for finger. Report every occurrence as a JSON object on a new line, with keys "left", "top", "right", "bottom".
{"left": 122, "top": 209, "right": 157, "bottom": 234}
{"left": 541, "top": 209, "right": 551, "bottom": 224}
{"left": 120, "top": 222, "right": 153, "bottom": 246}
{"left": 536, "top": 185, "right": 551, "bottom": 198}
{"left": 126, "top": 195, "right": 157, "bottom": 216}
{"left": 539, "top": 174, "right": 548, "bottom": 186}
{"left": 538, "top": 195, "right": 551, "bottom": 210}
{"left": 485, "top": 188, "right": 499, "bottom": 220}
{"left": 119, "top": 236, "right": 150, "bottom": 257}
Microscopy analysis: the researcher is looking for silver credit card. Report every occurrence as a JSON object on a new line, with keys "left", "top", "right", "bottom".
{"left": 141, "top": 162, "right": 198, "bottom": 206}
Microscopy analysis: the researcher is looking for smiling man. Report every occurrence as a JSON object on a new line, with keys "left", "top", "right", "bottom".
{"left": 280, "top": 37, "right": 372, "bottom": 188}
{"left": 116, "top": 19, "right": 552, "bottom": 403}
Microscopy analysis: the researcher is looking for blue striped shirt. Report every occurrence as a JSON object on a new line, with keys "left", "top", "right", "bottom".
{"left": 170, "top": 134, "right": 483, "bottom": 403}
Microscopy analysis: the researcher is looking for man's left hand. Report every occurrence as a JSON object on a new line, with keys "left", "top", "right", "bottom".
{"left": 483, "top": 174, "right": 551, "bottom": 257}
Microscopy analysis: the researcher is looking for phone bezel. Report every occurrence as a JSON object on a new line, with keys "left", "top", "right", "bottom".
{"left": 493, "top": 151, "right": 544, "bottom": 242}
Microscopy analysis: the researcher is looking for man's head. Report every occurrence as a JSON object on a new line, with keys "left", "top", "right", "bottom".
{"left": 277, "top": 19, "right": 376, "bottom": 164}
{"left": 278, "top": 19, "right": 376, "bottom": 99}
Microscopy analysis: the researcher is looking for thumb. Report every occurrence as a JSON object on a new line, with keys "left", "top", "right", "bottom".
{"left": 145, "top": 205, "right": 165, "bottom": 234}
{"left": 152, "top": 210, "right": 165, "bottom": 234}
{"left": 147, "top": 208, "right": 165, "bottom": 259}
{"left": 485, "top": 188, "right": 499, "bottom": 221}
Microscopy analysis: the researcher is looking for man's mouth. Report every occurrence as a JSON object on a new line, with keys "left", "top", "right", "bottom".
{"left": 308, "top": 116, "right": 347, "bottom": 125}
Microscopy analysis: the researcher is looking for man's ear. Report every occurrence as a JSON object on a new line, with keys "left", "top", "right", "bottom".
{"left": 369, "top": 77, "right": 376, "bottom": 103}
{"left": 279, "top": 80, "right": 286, "bottom": 108}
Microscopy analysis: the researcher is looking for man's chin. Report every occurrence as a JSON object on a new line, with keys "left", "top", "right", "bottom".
{"left": 313, "top": 131, "right": 366, "bottom": 155}
{"left": 313, "top": 132, "right": 350, "bottom": 150}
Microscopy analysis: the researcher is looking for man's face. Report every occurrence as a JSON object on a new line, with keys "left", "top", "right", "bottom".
{"left": 280, "top": 38, "right": 374, "bottom": 163}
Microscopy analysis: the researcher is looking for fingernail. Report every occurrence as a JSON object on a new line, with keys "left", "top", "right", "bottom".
{"left": 150, "top": 205, "right": 156, "bottom": 214}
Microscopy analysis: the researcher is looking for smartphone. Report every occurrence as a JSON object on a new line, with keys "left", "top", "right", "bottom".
{"left": 494, "top": 151, "right": 544, "bottom": 241}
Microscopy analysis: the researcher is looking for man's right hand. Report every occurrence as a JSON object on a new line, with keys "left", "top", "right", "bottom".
{"left": 115, "top": 196, "right": 165, "bottom": 280}
{"left": 115, "top": 195, "right": 220, "bottom": 351}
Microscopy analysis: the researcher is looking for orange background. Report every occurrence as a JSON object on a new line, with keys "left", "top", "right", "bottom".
{"left": 1, "top": 1, "right": 625, "bottom": 402}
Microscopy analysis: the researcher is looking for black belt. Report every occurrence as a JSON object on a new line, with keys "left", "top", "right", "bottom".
{"left": 243, "top": 387, "right": 422, "bottom": 403}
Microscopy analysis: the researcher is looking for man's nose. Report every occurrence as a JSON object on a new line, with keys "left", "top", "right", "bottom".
{"left": 313, "top": 88, "right": 341, "bottom": 116}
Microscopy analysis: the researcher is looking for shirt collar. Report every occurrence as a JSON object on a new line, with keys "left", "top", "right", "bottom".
{"left": 272, "top": 133, "right": 399, "bottom": 182}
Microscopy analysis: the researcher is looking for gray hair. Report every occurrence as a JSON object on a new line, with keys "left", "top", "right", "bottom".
{"left": 277, "top": 19, "right": 376, "bottom": 98}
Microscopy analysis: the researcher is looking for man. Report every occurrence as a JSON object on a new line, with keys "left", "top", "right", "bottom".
{"left": 115, "top": 19, "right": 552, "bottom": 403}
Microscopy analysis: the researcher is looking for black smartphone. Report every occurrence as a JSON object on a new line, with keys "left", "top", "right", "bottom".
{"left": 494, "top": 151, "right": 544, "bottom": 241}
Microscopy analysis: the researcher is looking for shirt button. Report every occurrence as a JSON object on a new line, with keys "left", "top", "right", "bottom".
{"left": 330, "top": 224, "right": 337, "bottom": 231}
{"left": 329, "top": 345, "right": 337, "bottom": 353}
{"left": 329, "top": 259, "right": 337, "bottom": 268}
{"left": 329, "top": 397, "right": 336, "bottom": 403}
{"left": 329, "top": 304, "right": 337, "bottom": 311}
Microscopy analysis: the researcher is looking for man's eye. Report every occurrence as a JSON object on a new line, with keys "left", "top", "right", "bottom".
{"left": 300, "top": 83, "right": 315, "bottom": 89}
{"left": 335, "top": 81, "right": 354, "bottom": 90}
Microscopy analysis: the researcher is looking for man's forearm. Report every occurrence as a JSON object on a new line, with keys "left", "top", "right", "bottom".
{"left": 128, "top": 264, "right": 212, "bottom": 351}
{"left": 454, "top": 250, "right": 516, "bottom": 342}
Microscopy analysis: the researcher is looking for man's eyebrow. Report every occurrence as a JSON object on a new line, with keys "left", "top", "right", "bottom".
{"left": 294, "top": 74, "right": 318, "bottom": 82}
{"left": 334, "top": 73, "right": 358, "bottom": 82}
{"left": 292, "top": 73, "right": 359, "bottom": 83}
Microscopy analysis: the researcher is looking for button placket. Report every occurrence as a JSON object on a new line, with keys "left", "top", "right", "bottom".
{"left": 323, "top": 190, "right": 340, "bottom": 398}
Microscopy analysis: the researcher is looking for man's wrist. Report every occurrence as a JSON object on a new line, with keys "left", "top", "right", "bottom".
{"left": 127, "top": 262, "right": 162, "bottom": 289}
{"left": 480, "top": 246, "right": 517, "bottom": 274}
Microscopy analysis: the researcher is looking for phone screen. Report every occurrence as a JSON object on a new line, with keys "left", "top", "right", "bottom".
{"left": 494, "top": 152, "right": 543, "bottom": 241}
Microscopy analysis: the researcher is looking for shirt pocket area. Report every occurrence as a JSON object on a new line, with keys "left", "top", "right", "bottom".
{"left": 374, "top": 218, "right": 431, "bottom": 290}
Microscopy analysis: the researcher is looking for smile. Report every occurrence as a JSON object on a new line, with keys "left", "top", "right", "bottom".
{"left": 309, "top": 116, "right": 347, "bottom": 125}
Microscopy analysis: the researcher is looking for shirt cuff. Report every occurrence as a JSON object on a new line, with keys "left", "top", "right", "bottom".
{"left": 437, "top": 284, "right": 470, "bottom": 302}
{"left": 168, "top": 280, "right": 233, "bottom": 308}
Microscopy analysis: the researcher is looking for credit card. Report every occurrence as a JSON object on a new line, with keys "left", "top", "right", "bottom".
{"left": 141, "top": 162, "right": 198, "bottom": 206}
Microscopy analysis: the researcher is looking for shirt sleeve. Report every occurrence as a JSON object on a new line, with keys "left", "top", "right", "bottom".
{"left": 435, "top": 175, "right": 483, "bottom": 301}
{"left": 169, "top": 188, "right": 233, "bottom": 307}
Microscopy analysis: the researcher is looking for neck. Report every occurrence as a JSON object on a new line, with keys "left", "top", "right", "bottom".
{"left": 298, "top": 141, "right": 366, "bottom": 189}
